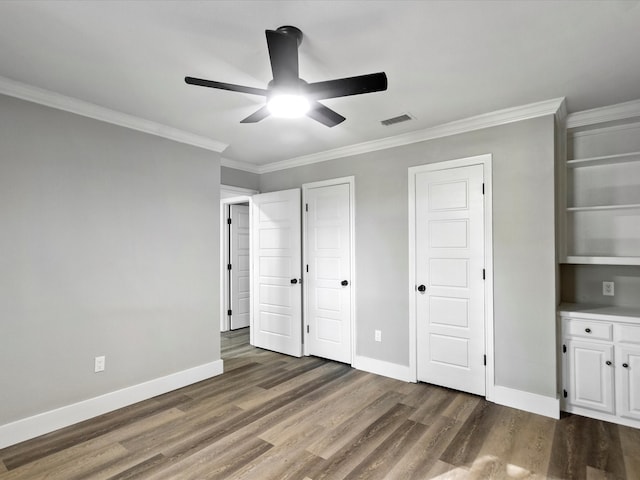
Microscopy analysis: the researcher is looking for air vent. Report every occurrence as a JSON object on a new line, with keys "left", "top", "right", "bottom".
{"left": 380, "top": 113, "right": 413, "bottom": 126}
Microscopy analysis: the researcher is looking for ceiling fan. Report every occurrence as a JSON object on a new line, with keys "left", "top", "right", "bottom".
{"left": 185, "top": 25, "right": 387, "bottom": 127}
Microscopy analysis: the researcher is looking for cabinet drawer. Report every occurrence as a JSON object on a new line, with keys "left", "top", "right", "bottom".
{"left": 616, "top": 324, "right": 640, "bottom": 345}
{"left": 565, "top": 318, "right": 613, "bottom": 341}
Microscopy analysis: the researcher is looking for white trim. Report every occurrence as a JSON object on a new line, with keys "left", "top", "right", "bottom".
{"left": 567, "top": 98, "right": 640, "bottom": 129}
{"left": 220, "top": 188, "right": 257, "bottom": 332}
{"left": 0, "top": 360, "right": 224, "bottom": 449}
{"left": 0, "top": 75, "right": 227, "bottom": 153}
{"left": 568, "top": 120, "right": 640, "bottom": 139}
{"left": 353, "top": 356, "right": 413, "bottom": 383}
{"left": 493, "top": 386, "right": 560, "bottom": 419}
{"left": 255, "top": 98, "right": 564, "bottom": 174}
{"left": 408, "top": 154, "right": 494, "bottom": 400}
{"left": 562, "top": 404, "right": 640, "bottom": 429}
{"left": 221, "top": 184, "right": 259, "bottom": 199}
{"left": 221, "top": 157, "right": 261, "bottom": 174}
{"left": 302, "top": 177, "right": 356, "bottom": 366}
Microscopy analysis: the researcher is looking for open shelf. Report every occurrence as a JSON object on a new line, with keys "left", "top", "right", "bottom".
{"left": 566, "top": 203, "right": 640, "bottom": 212}
{"left": 567, "top": 151, "right": 640, "bottom": 168}
{"left": 564, "top": 256, "right": 640, "bottom": 266}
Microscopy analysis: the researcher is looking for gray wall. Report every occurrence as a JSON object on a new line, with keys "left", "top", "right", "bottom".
{"left": 561, "top": 264, "right": 640, "bottom": 308}
{"left": 0, "top": 94, "right": 221, "bottom": 425}
{"left": 260, "top": 115, "right": 557, "bottom": 398}
{"left": 221, "top": 166, "right": 260, "bottom": 191}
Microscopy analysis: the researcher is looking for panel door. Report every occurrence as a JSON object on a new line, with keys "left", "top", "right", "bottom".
{"left": 251, "top": 189, "right": 302, "bottom": 357}
{"left": 566, "top": 339, "right": 615, "bottom": 414}
{"left": 305, "top": 183, "right": 351, "bottom": 364}
{"left": 416, "top": 164, "right": 485, "bottom": 395}
{"left": 230, "top": 204, "right": 250, "bottom": 330}
{"left": 617, "top": 346, "right": 640, "bottom": 421}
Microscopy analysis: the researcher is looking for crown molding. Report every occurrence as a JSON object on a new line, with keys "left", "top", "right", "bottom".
{"left": 220, "top": 157, "right": 261, "bottom": 174}
{"left": 0, "top": 76, "right": 227, "bottom": 153}
{"left": 257, "top": 97, "right": 566, "bottom": 174}
{"left": 566, "top": 98, "right": 640, "bottom": 129}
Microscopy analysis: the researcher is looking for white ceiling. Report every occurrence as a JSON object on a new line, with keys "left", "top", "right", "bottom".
{"left": 1, "top": 1, "right": 640, "bottom": 168}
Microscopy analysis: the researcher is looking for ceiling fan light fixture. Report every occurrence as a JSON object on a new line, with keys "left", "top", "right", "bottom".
{"left": 267, "top": 94, "right": 310, "bottom": 118}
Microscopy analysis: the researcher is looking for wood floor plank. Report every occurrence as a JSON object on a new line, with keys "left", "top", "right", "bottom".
{"left": 306, "top": 403, "right": 415, "bottom": 480}
{"left": 0, "top": 393, "right": 190, "bottom": 470}
{"left": 305, "top": 390, "right": 406, "bottom": 459}
{"left": 506, "top": 412, "right": 556, "bottom": 476}
{"left": 407, "top": 384, "right": 459, "bottom": 424}
{"left": 1, "top": 329, "right": 636, "bottom": 480}
{"left": 234, "top": 425, "right": 326, "bottom": 480}
{"left": 0, "top": 408, "right": 185, "bottom": 480}
{"left": 548, "top": 414, "right": 627, "bottom": 480}
{"left": 343, "top": 419, "right": 428, "bottom": 480}
{"left": 105, "top": 453, "right": 166, "bottom": 480}
{"left": 439, "top": 400, "right": 504, "bottom": 468}
{"left": 235, "top": 361, "right": 349, "bottom": 411}
{"left": 384, "top": 414, "right": 464, "bottom": 480}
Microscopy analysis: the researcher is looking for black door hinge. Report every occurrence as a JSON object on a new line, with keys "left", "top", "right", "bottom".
{"left": 227, "top": 218, "right": 232, "bottom": 225}
{"left": 305, "top": 203, "right": 309, "bottom": 212}
{"left": 306, "top": 264, "right": 309, "bottom": 273}
{"left": 562, "top": 344, "right": 566, "bottom": 353}
{"left": 306, "top": 325, "right": 310, "bottom": 333}
{"left": 482, "top": 183, "right": 485, "bottom": 195}
{"left": 227, "top": 264, "right": 232, "bottom": 270}
{"left": 482, "top": 269, "right": 485, "bottom": 280}
{"left": 483, "top": 355, "right": 487, "bottom": 366}
{"left": 227, "top": 309, "right": 232, "bottom": 316}
{"left": 563, "top": 389, "right": 567, "bottom": 399}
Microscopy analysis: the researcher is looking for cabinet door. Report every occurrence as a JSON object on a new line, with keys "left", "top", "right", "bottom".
{"left": 565, "top": 340, "right": 615, "bottom": 414}
{"left": 617, "top": 346, "right": 640, "bottom": 421}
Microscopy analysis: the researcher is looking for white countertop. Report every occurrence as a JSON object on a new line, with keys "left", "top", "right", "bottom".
{"left": 558, "top": 303, "right": 640, "bottom": 323}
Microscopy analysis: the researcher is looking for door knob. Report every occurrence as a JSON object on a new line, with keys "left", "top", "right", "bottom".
{"left": 585, "top": 328, "right": 591, "bottom": 333}
{"left": 290, "top": 278, "right": 298, "bottom": 284}
{"left": 606, "top": 360, "right": 612, "bottom": 366}
{"left": 417, "top": 284, "right": 426, "bottom": 293}
{"left": 341, "top": 280, "right": 349, "bottom": 286}
{"left": 623, "top": 363, "right": 629, "bottom": 368}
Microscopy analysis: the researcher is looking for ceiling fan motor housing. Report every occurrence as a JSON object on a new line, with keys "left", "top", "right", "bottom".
{"left": 275, "top": 25, "right": 303, "bottom": 46}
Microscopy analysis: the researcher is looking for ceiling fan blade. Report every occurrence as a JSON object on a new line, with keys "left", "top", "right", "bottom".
{"left": 306, "top": 101, "right": 345, "bottom": 127}
{"left": 185, "top": 77, "right": 268, "bottom": 96}
{"left": 266, "top": 29, "right": 299, "bottom": 86}
{"left": 305, "top": 72, "right": 387, "bottom": 100}
{"left": 240, "top": 105, "right": 271, "bottom": 124}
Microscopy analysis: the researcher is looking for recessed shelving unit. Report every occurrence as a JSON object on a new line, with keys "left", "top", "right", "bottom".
{"left": 562, "top": 101, "right": 640, "bottom": 266}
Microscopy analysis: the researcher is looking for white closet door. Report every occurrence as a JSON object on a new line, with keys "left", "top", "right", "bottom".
{"left": 251, "top": 189, "right": 302, "bottom": 357}
{"left": 415, "top": 164, "right": 485, "bottom": 396}
{"left": 230, "top": 204, "right": 250, "bottom": 330}
{"left": 305, "top": 182, "right": 352, "bottom": 364}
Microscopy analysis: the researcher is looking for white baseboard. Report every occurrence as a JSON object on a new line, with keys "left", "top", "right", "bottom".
{"left": 353, "top": 355, "right": 414, "bottom": 382}
{"left": 0, "top": 359, "right": 224, "bottom": 449}
{"left": 492, "top": 385, "right": 559, "bottom": 419}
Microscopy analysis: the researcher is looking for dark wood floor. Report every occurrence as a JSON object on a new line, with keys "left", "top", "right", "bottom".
{"left": 1, "top": 328, "right": 638, "bottom": 479}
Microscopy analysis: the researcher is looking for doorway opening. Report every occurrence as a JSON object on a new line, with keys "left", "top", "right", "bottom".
{"left": 220, "top": 185, "right": 258, "bottom": 335}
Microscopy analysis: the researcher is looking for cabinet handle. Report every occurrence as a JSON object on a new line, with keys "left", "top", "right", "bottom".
{"left": 623, "top": 363, "right": 629, "bottom": 368}
{"left": 606, "top": 360, "right": 612, "bottom": 366}
{"left": 585, "top": 328, "right": 591, "bottom": 333}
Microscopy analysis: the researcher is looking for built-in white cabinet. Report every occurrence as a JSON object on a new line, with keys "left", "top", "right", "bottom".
{"left": 560, "top": 304, "right": 640, "bottom": 428}
{"left": 563, "top": 100, "right": 640, "bottom": 265}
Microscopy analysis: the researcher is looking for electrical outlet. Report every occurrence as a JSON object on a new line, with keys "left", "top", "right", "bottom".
{"left": 94, "top": 355, "right": 106, "bottom": 373}
{"left": 603, "top": 281, "right": 615, "bottom": 296}
{"left": 374, "top": 330, "right": 382, "bottom": 342}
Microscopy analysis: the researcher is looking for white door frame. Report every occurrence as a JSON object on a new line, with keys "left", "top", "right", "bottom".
{"left": 220, "top": 185, "right": 258, "bottom": 332}
{"left": 302, "top": 176, "right": 356, "bottom": 365}
{"left": 408, "top": 154, "right": 494, "bottom": 401}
